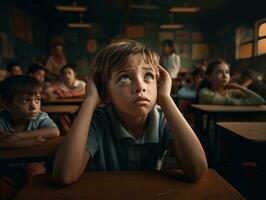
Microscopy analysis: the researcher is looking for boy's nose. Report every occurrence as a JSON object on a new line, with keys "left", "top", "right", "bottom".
{"left": 29, "top": 101, "right": 38, "bottom": 110}
{"left": 134, "top": 78, "right": 146, "bottom": 93}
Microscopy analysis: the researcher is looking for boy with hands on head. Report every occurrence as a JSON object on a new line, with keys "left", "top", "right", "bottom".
{"left": 53, "top": 41, "right": 207, "bottom": 185}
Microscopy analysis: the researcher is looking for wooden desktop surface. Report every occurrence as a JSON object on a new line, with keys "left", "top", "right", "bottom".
{"left": 41, "top": 105, "right": 79, "bottom": 115}
{"left": 16, "top": 169, "right": 245, "bottom": 200}
{"left": 43, "top": 98, "right": 84, "bottom": 105}
{"left": 0, "top": 136, "right": 64, "bottom": 161}
{"left": 191, "top": 104, "right": 266, "bottom": 113}
{"left": 217, "top": 122, "right": 266, "bottom": 142}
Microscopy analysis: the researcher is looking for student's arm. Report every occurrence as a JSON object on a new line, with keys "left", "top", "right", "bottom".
{"left": 16, "top": 128, "right": 59, "bottom": 139}
{"left": 157, "top": 65, "right": 208, "bottom": 181}
{"left": 53, "top": 78, "right": 100, "bottom": 185}
{"left": 0, "top": 128, "right": 59, "bottom": 149}
{"left": 226, "top": 83, "right": 265, "bottom": 105}
{"left": 0, "top": 134, "right": 45, "bottom": 149}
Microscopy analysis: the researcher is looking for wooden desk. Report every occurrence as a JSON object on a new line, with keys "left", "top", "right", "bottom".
{"left": 0, "top": 137, "right": 64, "bottom": 163}
{"left": 16, "top": 169, "right": 245, "bottom": 200}
{"left": 41, "top": 105, "right": 79, "bottom": 115}
{"left": 191, "top": 104, "right": 266, "bottom": 159}
{"left": 43, "top": 98, "right": 83, "bottom": 105}
{"left": 216, "top": 122, "right": 266, "bottom": 163}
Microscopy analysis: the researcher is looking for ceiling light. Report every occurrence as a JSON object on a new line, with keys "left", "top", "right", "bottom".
{"left": 160, "top": 24, "right": 183, "bottom": 29}
{"left": 169, "top": 6, "right": 200, "bottom": 13}
{"left": 56, "top": 5, "right": 87, "bottom": 12}
{"left": 55, "top": 1, "right": 87, "bottom": 12}
{"left": 68, "top": 23, "right": 92, "bottom": 28}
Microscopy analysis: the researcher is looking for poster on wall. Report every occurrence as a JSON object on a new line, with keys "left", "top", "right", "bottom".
{"left": 175, "top": 31, "right": 190, "bottom": 41}
{"left": 0, "top": 33, "right": 14, "bottom": 59}
{"left": 192, "top": 44, "right": 209, "bottom": 59}
{"left": 178, "top": 43, "right": 190, "bottom": 58}
{"left": 191, "top": 32, "right": 203, "bottom": 42}
{"left": 50, "top": 35, "right": 64, "bottom": 47}
{"left": 159, "top": 32, "right": 174, "bottom": 43}
{"left": 11, "top": 8, "right": 33, "bottom": 43}
{"left": 86, "top": 39, "right": 97, "bottom": 54}
{"left": 126, "top": 26, "right": 145, "bottom": 38}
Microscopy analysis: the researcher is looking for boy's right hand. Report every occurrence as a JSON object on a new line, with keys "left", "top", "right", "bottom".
{"left": 85, "top": 77, "right": 101, "bottom": 106}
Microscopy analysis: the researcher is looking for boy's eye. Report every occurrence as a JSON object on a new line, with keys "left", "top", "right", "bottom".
{"left": 20, "top": 98, "right": 29, "bottom": 104}
{"left": 118, "top": 74, "right": 131, "bottom": 82}
{"left": 35, "top": 98, "right": 41, "bottom": 104}
{"left": 144, "top": 72, "right": 155, "bottom": 81}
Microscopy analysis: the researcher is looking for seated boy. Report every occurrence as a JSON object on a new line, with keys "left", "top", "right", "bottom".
{"left": 53, "top": 41, "right": 207, "bottom": 186}
{"left": 0, "top": 75, "right": 60, "bottom": 199}
{"left": 44, "top": 64, "right": 85, "bottom": 99}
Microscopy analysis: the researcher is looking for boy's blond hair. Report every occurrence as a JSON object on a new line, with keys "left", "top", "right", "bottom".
{"left": 89, "top": 40, "right": 160, "bottom": 102}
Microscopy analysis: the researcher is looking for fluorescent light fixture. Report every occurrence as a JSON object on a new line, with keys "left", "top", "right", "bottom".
{"left": 68, "top": 23, "right": 92, "bottom": 28}
{"left": 160, "top": 24, "right": 183, "bottom": 29}
{"left": 56, "top": 5, "right": 87, "bottom": 12}
{"left": 169, "top": 7, "right": 200, "bottom": 13}
{"left": 129, "top": 4, "right": 159, "bottom": 10}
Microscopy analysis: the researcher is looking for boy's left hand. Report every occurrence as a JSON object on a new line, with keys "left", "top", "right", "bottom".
{"left": 157, "top": 65, "right": 172, "bottom": 104}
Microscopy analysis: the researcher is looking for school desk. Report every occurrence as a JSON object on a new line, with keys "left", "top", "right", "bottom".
{"left": 41, "top": 105, "right": 79, "bottom": 115}
{"left": 191, "top": 104, "right": 266, "bottom": 158}
{"left": 0, "top": 136, "right": 64, "bottom": 163}
{"left": 216, "top": 122, "right": 266, "bottom": 163}
{"left": 16, "top": 169, "right": 245, "bottom": 200}
{"left": 42, "top": 98, "right": 84, "bottom": 105}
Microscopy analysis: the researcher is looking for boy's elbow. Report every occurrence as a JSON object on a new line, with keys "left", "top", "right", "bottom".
{"left": 52, "top": 171, "right": 78, "bottom": 186}
{"left": 51, "top": 128, "right": 60, "bottom": 137}
{"left": 188, "top": 161, "right": 208, "bottom": 181}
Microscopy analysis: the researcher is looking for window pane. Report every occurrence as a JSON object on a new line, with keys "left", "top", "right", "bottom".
{"left": 239, "top": 43, "right": 252, "bottom": 58}
{"left": 259, "top": 23, "right": 266, "bottom": 37}
{"left": 258, "top": 38, "right": 266, "bottom": 55}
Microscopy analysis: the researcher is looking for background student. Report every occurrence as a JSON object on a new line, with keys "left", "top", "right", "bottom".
{"left": 160, "top": 39, "right": 181, "bottom": 79}
{"left": 53, "top": 41, "right": 207, "bottom": 185}
{"left": 6, "top": 61, "right": 23, "bottom": 77}
{"left": 198, "top": 60, "right": 265, "bottom": 105}
{"left": 0, "top": 75, "right": 60, "bottom": 199}
{"left": 44, "top": 64, "right": 86, "bottom": 99}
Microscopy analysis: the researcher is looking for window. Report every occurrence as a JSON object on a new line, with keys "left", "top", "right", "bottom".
{"left": 254, "top": 18, "right": 266, "bottom": 56}
{"left": 235, "top": 27, "right": 253, "bottom": 59}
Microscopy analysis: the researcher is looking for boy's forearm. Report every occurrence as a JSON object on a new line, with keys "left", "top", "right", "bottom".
{"left": 159, "top": 96, "right": 208, "bottom": 180}
{"left": 0, "top": 138, "right": 43, "bottom": 149}
{"left": 18, "top": 128, "right": 60, "bottom": 139}
{"left": 53, "top": 97, "right": 96, "bottom": 185}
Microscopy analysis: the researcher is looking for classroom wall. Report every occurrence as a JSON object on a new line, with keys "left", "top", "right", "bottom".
{"left": 0, "top": 1, "right": 48, "bottom": 72}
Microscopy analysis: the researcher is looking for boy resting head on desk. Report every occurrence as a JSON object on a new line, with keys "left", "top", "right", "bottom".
{"left": 53, "top": 40, "right": 207, "bottom": 185}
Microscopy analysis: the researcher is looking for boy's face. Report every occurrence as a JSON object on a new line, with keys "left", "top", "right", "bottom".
{"left": 9, "top": 93, "right": 41, "bottom": 121}
{"left": 108, "top": 54, "right": 157, "bottom": 118}
{"left": 33, "top": 70, "right": 45, "bottom": 84}
{"left": 11, "top": 66, "right": 23, "bottom": 76}
{"left": 62, "top": 68, "right": 76, "bottom": 87}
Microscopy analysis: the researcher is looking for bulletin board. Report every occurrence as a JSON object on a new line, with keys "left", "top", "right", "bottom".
{"left": 126, "top": 26, "right": 145, "bottom": 38}
{"left": 192, "top": 44, "right": 209, "bottom": 59}
{"left": 11, "top": 8, "right": 33, "bottom": 43}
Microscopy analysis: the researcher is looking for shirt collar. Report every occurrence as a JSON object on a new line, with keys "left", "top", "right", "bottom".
{"left": 107, "top": 105, "right": 159, "bottom": 144}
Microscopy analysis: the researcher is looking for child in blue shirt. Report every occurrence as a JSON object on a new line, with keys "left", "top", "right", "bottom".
{"left": 0, "top": 75, "right": 59, "bottom": 199}
{"left": 53, "top": 41, "right": 207, "bottom": 185}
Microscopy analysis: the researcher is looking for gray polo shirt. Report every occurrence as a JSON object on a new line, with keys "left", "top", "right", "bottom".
{"left": 0, "top": 111, "right": 57, "bottom": 134}
{"left": 86, "top": 105, "right": 172, "bottom": 171}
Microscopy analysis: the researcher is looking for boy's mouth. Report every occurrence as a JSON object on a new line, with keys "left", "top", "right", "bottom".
{"left": 133, "top": 97, "right": 150, "bottom": 104}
